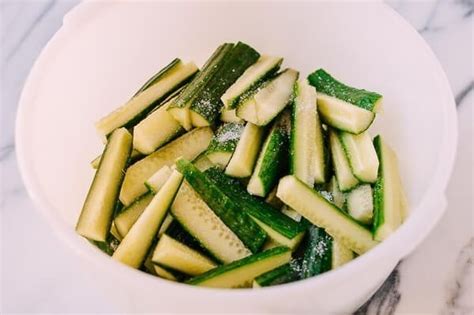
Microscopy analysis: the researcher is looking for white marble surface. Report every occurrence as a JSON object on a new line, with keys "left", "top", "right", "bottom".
{"left": 0, "top": 1, "right": 472, "bottom": 314}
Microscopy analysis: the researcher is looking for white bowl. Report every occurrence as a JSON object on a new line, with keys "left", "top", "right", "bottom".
{"left": 16, "top": 1, "right": 457, "bottom": 313}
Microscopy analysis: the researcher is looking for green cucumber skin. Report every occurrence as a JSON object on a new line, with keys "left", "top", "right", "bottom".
{"left": 227, "top": 61, "right": 282, "bottom": 109}
{"left": 254, "top": 263, "right": 299, "bottom": 287}
{"left": 372, "top": 135, "right": 384, "bottom": 234}
{"left": 91, "top": 234, "right": 120, "bottom": 256}
{"left": 170, "top": 44, "right": 234, "bottom": 110}
{"left": 300, "top": 226, "right": 333, "bottom": 279}
{"left": 190, "top": 42, "right": 260, "bottom": 124}
{"left": 252, "top": 123, "right": 289, "bottom": 196}
{"left": 307, "top": 69, "right": 382, "bottom": 112}
{"left": 206, "top": 122, "right": 245, "bottom": 155}
{"left": 122, "top": 62, "right": 197, "bottom": 132}
{"left": 152, "top": 263, "right": 190, "bottom": 282}
{"left": 187, "top": 246, "right": 290, "bottom": 285}
{"left": 204, "top": 167, "right": 306, "bottom": 238}
{"left": 133, "top": 58, "right": 181, "bottom": 97}
{"left": 175, "top": 159, "right": 267, "bottom": 253}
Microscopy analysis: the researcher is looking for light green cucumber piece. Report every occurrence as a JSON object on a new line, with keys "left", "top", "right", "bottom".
{"left": 339, "top": 131, "right": 379, "bottom": 183}
{"left": 112, "top": 170, "right": 183, "bottom": 268}
{"left": 76, "top": 128, "right": 132, "bottom": 242}
{"left": 328, "top": 176, "right": 346, "bottom": 210}
{"left": 281, "top": 205, "right": 302, "bottom": 222}
{"left": 373, "top": 136, "right": 403, "bottom": 241}
{"left": 110, "top": 222, "right": 122, "bottom": 241}
{"left": 114, "top": 193, "right": 154, "bottom": 238}
{"left": 152, "top": 234, "right": 217, "bottom": 276}
{"left": 96, "top": 61, "right": 198, "bottom": 137}
{"left": 265, "top": 186, "right": 284, "bottom": 209}
{"left": 145, "top": 165, "right": 173, "bottom": 193}
{"left": 346, "top": 184, "right": 374, "bottom": 225}
{"left": 91, "top": 149, "right": 142, "bottom": 170}
{"left": 119, "top": 127, "right": 213, "bottom": 206}
{"left": 205, "top": 122, "right": 245, "bottom": 168}
{"left": 329, "top": 129, "right": 359, "bottom": 191}
{"left": 157, "top": 214, "right": 174, "bottom": 237}
{"left": 332, "top": 238, "right": 354, "bottom": 269}
{"left": 225, "top": 122, "right": 265, "bottom": 178}
{"left": 291, "top": 79, "right": 327, "bottom": 185}
{"left": 168, "top": 44, "right": 234, "bottom": 130}
{"left": 176, "top": 159, "right": 267, "bottom": 253}
{"left": 276, "top": 175, "right": 379, "bottom": 255}
{"left": 236, "top": 69, "right": 298, "bottom": 126}
{"left": 190, "top": 42, "right": 260, "bottom": 127}
{"left": 170, "top": 181, "right": 252, "bottom": 263}
{"left": 220, "top": 109, "right": 243, "bottom": 123}
{"left": 222, "top": 55, "right": 283, "bottom": 109}
{"left": 253, "top": 263, "right": 298, "bottom": 287}
{"left": 187, "top": 246, "right": 291, "bottom": 288}
{"left": 193, "top": 153, "right": 215, "bottom": 172}
{"left": 247, "top": 112, "right": 289, "bottom": 197}
{"left": 154, "top": 264, "right": 178, "bottom": 281}
{"left": 133, "top": 96, "right": 184, "bottom": 154}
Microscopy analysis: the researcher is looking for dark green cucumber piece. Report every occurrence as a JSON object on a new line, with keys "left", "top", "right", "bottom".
{"left": 91, "top": 234, "right": 120, "bottom": 256}
{"left": 187, "top": 246, "right": 291, "bottom": 288}
{"left": 299, "top": 226, "right": 332, "bottom": 279}
{"left": 165, "top": 219, "right": 207, "bottom": 254}
{"left": 76, "top": 128, "right": 132, "bottom": 242}
{"left": 205, "top": 122, "right": 245, "bottom": 168}
{"left": 253, "top": 263, "right": 299, "bottom": 287}
{"left": 247, "top": 112, "right": 289, "bottom": 197}
{"left": 372, "top": 135, "right": 403, "bottom": 241}
{"left": 222, "top": 55, "right": 283, "bottom": 109}
{"left": 168, "top": 44, "right": 234, "bottom": 130}
{"left": 190, "top": 42, "right": 260, "bottom": 126}
{"left": 204, "top": 167, "right": 305, "bottom": 249}
{"left": 308, "top": 69, "right": 382, "bottom": 111}
{"left": 175, "top": 159, "right": 267, "bottom": 253}
{"left": 96, "top": 60, "right": 198, "bottom": 137}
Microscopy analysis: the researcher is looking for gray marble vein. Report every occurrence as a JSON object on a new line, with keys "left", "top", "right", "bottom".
{"left": 354, "top": 265, "right": 402, "bottom": 315}
{"left": 455, "top": 80, "right": 474, "bottom": 106}
{"left": 419, "top": 0, "right": 442, "bottom": 34}
{"left": 0, "top": 143, "right": 15, "bottom": 160}
{"left": 443, "top": 238, "right": 474, "bottom": 315}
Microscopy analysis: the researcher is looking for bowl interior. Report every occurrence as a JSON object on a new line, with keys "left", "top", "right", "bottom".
{"left": 18, "top": 1, "right": 452, "bottom": 264}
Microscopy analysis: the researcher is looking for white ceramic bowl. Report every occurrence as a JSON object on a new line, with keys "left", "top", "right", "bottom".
{"left": 16, "top": 1, "right": 457, "bottom": 313}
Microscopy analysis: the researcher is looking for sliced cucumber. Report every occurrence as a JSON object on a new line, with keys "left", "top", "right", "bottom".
{"left": 109, "top": 222, "right": 122, "bottom": 241}
{"left": 236, "top": 69, "right": 298, "bottom": 126}
{"left": 152, "top": 234, "right": 217, "bottom": 276}
{"left": 373, "top": 136, "right": 403, "bottom": 241}
{"left": 253, "top": 263, "right": 298, "bottom": 287}
{"left": 190, "top": 42, "right": 260, "bottom": 126}
{"left": 133, "top": 58, "right": 181, "bottom": 96}
{"left": 329, "top": 129, "right": 359, "bottom": 192}
{"left": 261, "top": 239, "right": 281, "bottom": 251}
{"left": 168, "top": 44, "right": 234, "bottom": 130}
{"left": 91, "top": 149, "right": 142, "bottom": 170}
{"left": 164, "top": 219, "right": 205, "bottom": 253}
{"left": 220, "top": 109, "right": 243, "bottom": 123}
{"left": 154, "top": 264, "right": 178, "bottom": 281}
{"left": 96, "top": 60, "right": 198, "bottom": 137}
{"left": 300, "top": 226, "right": 332, "bottom": 279}
{"left": 76, "top": 128, "right": 132, "bottom": 242}
{"left": 114, "top": 193, "right": 153, "bottom": 238}
{"left": 339, "top": 131, "right": 379, "bottom": 183}
{"left": 193, "top": 153, "right": 214, "bottom": 172}
{"left": 133, "top": 96, "right": 184, "bottom": 154}
{"left": 291, "top": 79, "right": 327, "bottom": 185}
{"left": 346, "top": 184, "right": 374, "bottom": 225}
{"left": 328, "top": 176, "right": 346, "bottom": 210}
{"left": 281, "top": 205, "right": 302, "bottom": 222}
{"left": 176, "top": 159, "right": 267, "bottom": 253}
{"left": 222, "top": 55, "right": 283, "bottom": 109}
{"left": 204, "top": 168, "right": 305, "bottom": 249}
{"left": 120, "top": 127, "right": 213, "bottom": 206}
{"left": 187, "top": 246, "right": 291, "bottom": 288}
{"left": 91, "top": 234, "right": 120, "bottom": 256}
{"left": 157, "top": 214, "right": 174, "bottom": 237}
{"left": 170, "top": 181, "right": 251, "bottom": 263}
{"left": 247, "top": 113, "right": 289, "bottom": 197}
{"left": 225, "top": 123, "right": 265, "bottom": 178}
{"left": 112, "top": 170, "right": 183, "bottom": 268}
{"left": 205, "top": 123, "right": 245, "bottom": 168}
{"left": 145, "top": 165, "right": 173, "bottom": 193}
{"left": 276, "top": 175, "right": 378, "bottom": 255}
{"left": 332, "top": 239, "right": 354, "bottom": 269}
{"left": 265, "top": 186, "right": 284, "bottom": 209}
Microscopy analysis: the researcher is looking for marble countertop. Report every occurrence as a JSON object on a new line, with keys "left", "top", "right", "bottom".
{"left": 1, "top": 1, "right": 472, "bottom": 314}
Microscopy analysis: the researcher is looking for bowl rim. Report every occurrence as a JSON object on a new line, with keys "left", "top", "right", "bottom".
{"left": 15, "top": 0, "right": 458, "bottom": 297}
